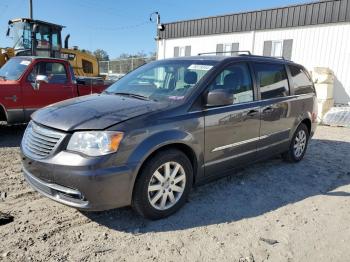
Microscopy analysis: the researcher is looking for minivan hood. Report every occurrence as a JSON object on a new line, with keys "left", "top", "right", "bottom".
{"left": 32, "top": 94, "right": 164, "bottom": 131}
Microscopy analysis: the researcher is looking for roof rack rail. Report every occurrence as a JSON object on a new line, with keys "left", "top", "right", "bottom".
{"left": 274, "top": 56, "right": 286, "bottom": 60}
{"left": 198, "top": 50, "right": 252, "bottom": 56}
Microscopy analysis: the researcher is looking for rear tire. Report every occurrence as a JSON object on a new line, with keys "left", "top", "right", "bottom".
{"left": 282, "top": 123, "right": 309, "bottom": 163}
{"left": 132, "top": 149, "right": 193, "bottom": 220}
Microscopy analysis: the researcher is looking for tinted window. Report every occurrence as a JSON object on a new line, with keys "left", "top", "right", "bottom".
{"left": 289, "top": 65, "right": 314, "bottom": 95}
{"left": 28, "top": 62, "right": 68, "bottom": 84}
{"left": 254, "top": 63, "right": 289, "bottom": 99}
{"left": 82, "top": 59, "right": 93, "bottom": 74}
{"left": 209, "top": 63, "right": 253, "bottom": 104}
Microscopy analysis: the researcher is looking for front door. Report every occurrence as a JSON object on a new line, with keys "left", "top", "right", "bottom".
{"left": 252, "top": 62, "right": 292, "bottom": 157}
{"left": 22, "top": 61, "right": 74, "bottom": 120}
{"left": 0, "top": 80, "right": 23, "bottom": 123}
{"left": 204, "top": 62, "right": 260, "bottom": 177}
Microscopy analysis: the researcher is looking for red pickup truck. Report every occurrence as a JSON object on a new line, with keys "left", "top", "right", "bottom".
{"left": 0, "top": 56, "right": 110, "bottom": 124}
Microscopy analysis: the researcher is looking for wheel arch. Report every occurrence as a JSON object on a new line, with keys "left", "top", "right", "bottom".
{"left": 300, "top": 118, "right": 311, "bottom": 135}
{"left": 0, "top": 104, "right": 8, "bottom": 122}
{"left": 137, "top": 142, "right": 198, "bottom": 181}
{"left": 129, "top": 131, "right": 201, "bottom": 200}
{"left": 291, "top": 113, "right": 312, "bottom": 138}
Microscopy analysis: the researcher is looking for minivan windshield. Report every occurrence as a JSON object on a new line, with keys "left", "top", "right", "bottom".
{"left": 0, "top": 58, "right": 31, "bottom": 81}
{"left": 105, "top": 59, "right": 218, "bottom": 103}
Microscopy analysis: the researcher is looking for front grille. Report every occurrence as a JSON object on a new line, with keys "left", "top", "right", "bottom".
{"left": 22, "top": 121, "right": 65, "bottom": 159}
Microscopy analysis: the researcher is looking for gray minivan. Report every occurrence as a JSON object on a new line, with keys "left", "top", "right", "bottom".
{"left": 21, "top": 54, "right": 317, "bottom": 219}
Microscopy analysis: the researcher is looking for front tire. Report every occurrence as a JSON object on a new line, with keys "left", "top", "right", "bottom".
{"left": 132, "top": 149, "right": 193, "bottom": 220}
{"left": 282, "top": 123, "right": 309, "bottom": 162}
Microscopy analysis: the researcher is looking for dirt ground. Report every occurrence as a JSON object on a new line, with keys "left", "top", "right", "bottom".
{"left": 0, "top": 123, "right": 349, "bottom": 262}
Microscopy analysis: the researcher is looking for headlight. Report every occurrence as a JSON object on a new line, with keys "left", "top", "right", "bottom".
{"left": 67, "top": 131, "right": 124, "bottom": 156}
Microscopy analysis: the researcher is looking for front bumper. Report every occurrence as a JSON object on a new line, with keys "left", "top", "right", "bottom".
{"left": 21, "top": 150, "right": 138, "bottom": 211}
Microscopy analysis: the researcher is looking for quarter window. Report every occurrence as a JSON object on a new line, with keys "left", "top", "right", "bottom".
{"left": 289, "top": 65, "right": 315, "bottom": 95}
{"left": 254, "top": 63, "right": 289, "bottom": 99}
{"left": 209, "top": 63, "right": 254, "bottom": 104}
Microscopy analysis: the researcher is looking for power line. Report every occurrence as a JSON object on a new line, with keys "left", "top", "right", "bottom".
{"left": 90, "top": 21, "right": 152, "bottom": 31}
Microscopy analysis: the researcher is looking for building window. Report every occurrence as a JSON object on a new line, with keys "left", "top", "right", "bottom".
{"left": 216, "top": 43, "right": 239, "bottom": 55}
{"left": 263, "top": 39, "right": 293, "bottom": 60}
{"left": 174, "top": 46, "right": 191, "bottom": 57}
{"left": 271, "top": 41, "right": 283, "bottom": 57}
{"left": 179, "top": 47, "right": 186, "bottom": 57}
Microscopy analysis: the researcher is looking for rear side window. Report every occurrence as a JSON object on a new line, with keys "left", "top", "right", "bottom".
{"left": 253, "top": 63, "right": 289, "bottom": 99}
{"left": 289, "top": 65, "right": 314, "bottom": 95}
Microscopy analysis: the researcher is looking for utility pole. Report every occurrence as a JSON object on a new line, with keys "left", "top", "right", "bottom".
{"left": 150, "top": 11, "right": 164, "bottom": 40}
{"left": 155, "top": 12, "right": 160, "bottom": 27}
{"left": 29, "top": 0, "right": 33, "bottom": 19}
{"left": 150, "top": 12, "right": 164, "bottom": 60}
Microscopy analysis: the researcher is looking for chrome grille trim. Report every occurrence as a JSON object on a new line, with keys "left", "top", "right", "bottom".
{"left": 22, "top": 121, "right": 65, "bottom": 160}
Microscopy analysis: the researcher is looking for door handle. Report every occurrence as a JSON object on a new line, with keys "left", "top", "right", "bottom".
{"left": 247, "top": 109, "right": 259, "bottom": 117}
{"left": 263, "top": 107, "right": 273, "bottom": 113}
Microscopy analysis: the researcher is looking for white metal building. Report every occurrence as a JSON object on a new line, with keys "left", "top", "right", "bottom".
{"left": 156, "top": 0, "right": 350, "bottom": 104}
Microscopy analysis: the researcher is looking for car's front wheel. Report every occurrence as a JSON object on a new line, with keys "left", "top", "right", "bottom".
{"left": 132, "top": 149, "right": 193, "bottom": 220}
{"left": 282, "top": 123, "right": 309, "bottom": 162}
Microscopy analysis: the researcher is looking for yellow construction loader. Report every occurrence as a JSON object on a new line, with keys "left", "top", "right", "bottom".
{"left": 0, "top": 18, "right": 99, "bottom": 77}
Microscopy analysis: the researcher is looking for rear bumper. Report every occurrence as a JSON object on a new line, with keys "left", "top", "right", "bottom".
{"left": 21, "top": 151, "right": 138, "bottom": 211}
{"left": 310, "top": 121, "right": 317, "bottom": 138}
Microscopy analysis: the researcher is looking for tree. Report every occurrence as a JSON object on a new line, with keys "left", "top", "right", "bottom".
{"left": 93, "top": 49, "right": 109, "bottom": 61}
{"left": 80, "top": 49, "right": 92, "bottom": 54}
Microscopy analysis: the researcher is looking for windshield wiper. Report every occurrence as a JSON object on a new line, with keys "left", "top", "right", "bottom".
{"left": 109, "top": 92, "right": 152, "bottom": 101}
{"left": 0, "top": 75, "right": 7, "bottom": 80}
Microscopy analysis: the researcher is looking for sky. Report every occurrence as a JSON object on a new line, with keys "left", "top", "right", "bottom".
{"left": 0, "top": 0, "right": 309, "bottom": 59}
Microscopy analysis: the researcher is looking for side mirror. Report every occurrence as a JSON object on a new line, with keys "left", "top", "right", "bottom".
{"left": 31, "top": 75, "right": 48, "bottom": 90}
{"left": 36, "top": 75, "right": 49, "bottom": 83}
{"left": 206, "top": 89, "right": 233, "bottom": 107}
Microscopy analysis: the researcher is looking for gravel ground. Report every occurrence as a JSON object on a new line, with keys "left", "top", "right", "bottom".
{"left": 0, "top": 124, "right": 349, "bottom": 262}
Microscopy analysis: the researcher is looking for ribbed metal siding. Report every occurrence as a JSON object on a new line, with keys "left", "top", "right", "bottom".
{"left": 159, "top": 0, "right": 350, "bottom": 39}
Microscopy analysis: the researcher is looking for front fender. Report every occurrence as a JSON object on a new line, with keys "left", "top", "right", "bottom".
{"left": 128, "top": 129, "right": 201, "bottom": 166}
{"left": 126, "top": 129, "right": 203, "bottom": 194}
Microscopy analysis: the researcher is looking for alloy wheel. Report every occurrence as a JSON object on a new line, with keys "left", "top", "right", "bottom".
{"left": 294, "top": 129, "right": 307, "bottom": 158}
{"left": 147, "top": 161, "right": 186, "bottom": 210}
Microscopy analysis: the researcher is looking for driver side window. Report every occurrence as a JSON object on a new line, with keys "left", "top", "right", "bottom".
{"left": 208, "top": 63, "right": 254, "bottom": 104}
{"left": 28, "top": 62, "right": 68, "bottom": 84}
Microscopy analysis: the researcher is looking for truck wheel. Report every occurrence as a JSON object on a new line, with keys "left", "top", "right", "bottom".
{"left": 132, "top": 149, "right": 193, "bottom": 220}
{"left": 282, "top": 123, "right": 309, "bottom": 163}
